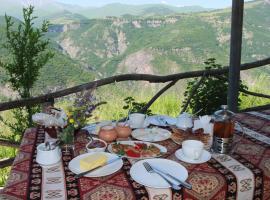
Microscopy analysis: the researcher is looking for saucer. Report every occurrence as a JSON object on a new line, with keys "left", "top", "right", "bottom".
{"left": 175, "top": 149, "right": 211, "bottom": 164}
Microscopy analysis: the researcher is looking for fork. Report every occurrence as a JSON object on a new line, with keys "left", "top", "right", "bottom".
{"left": 143, "top": 162, "right": 181, "bottom": 190}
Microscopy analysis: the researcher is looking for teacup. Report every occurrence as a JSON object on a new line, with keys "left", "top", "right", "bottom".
{"left": 36, "top": 143, "right": 61, "bottom": 166}
{"left": 129, "top": 113, "right": 147, "bottom": 128}
{"left": 176, "top": 113, "right": 193, "bottom": 130}
{"left": 182, "top": 140, "right": 204, "bottom": 160}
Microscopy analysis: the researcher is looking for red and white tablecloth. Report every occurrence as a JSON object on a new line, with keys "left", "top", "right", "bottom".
{"left": 0, "top": 110, "right": 270, "bottom": 200}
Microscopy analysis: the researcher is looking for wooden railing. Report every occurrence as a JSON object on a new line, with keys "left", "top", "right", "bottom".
{"left": 0, "top": 57, "right": 270, "bottom": 169}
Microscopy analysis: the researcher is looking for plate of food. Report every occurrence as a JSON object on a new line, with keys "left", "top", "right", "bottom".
{"left": 108, "top": 141, "right": 167, "bottom": 159}
{"left": 131, "top": 127, "right": 171, "bottom": 142}
{"left": 68, "top": 152, "right": 123, "bottom": 177}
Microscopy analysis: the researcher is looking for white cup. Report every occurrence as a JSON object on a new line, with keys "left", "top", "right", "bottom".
{"left": 182, "top": 140, "right": 204, "bottom": 160}
{"left": 36, "top": 143, "right": 61, "bottom": 166}
{"left": 176, "top": 113, "right": 193, "bottom": 130}
{"left": 129, "top": 113, "right": 146, "bottom": 128}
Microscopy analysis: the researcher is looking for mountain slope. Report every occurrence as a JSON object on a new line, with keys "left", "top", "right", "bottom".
{"left": 48, "top": 0, "right": 269, "bottom": 79}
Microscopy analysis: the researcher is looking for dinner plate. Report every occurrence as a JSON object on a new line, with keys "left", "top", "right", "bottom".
{"left": 107, "top": 141, "right": 167, "bottom": 159}
{"left": 147, "top": 115, "right": 177, "bottom": 126}
{"left": 130, "top": 158, "right": 188, "bottom": 188}
{"left": 131, "top": 128, "right": 171, "bottom": 142}
{"left": 175, "top": 149, "right": 211, "bottom": 164}
{"left": 68, "top": 152, "right": 123, "bottom": 177}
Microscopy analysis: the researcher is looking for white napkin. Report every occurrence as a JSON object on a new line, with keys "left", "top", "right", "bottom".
{"left": 192, "top": 115, "right": 213, "bottom": 135}
{"left": 32, "top": 110, "right": 67, "bottom": 128}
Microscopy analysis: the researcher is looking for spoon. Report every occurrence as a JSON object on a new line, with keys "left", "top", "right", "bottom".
{"left": 50, "top": 140, "right": 61, "bottom": 150}
{"left": 45, "top": 141, "right": 50, "bottom": 151}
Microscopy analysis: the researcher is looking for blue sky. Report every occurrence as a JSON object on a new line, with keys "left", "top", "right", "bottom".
{"left": 56, "top": 0, "right": 253, "bottom": 8}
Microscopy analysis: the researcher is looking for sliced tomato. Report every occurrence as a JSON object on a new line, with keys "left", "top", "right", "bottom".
{"left": 126, "top": 149, "right": 140, "bottom": 158}
{"left": 134, "top": 143, "right": 147, "bottom": 150}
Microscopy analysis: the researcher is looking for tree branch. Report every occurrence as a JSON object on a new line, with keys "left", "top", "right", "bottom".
{"left": 239, "top": 104, "right": 270, "bottom": 112}
{"left": 0, "top": 139, "right": 20, "bottom": 148}
{"left": 140, "top": 80, "right": 178, "bottom": 113}
{"left": 180, "top": 74, "right": 206, "bottom": 113}
{"left": 0, "top": 157, "right": 15, "bottom": 168}
{"left": 0, "top": 57, "right": 269, "bottom": 111}
{"left": 240, "top": 88, "right": 270, "bottom": 99}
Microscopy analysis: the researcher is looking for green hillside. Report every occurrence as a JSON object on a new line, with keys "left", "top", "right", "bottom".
{"left": 0, "top": 1, "right": 210, "bottom": 21}
{"left": 48, "top": 1, "right": 270, "bottom": 78}
{"left": 79, "top": 3, "right": 210, "bottom": 18}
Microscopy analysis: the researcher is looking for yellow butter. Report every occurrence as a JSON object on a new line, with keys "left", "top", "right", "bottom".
{"left": 80, "top": 153, "right": 107, "bottom": 171}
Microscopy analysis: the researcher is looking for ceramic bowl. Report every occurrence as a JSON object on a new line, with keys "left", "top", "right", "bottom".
{"left": 86, "top": 138, "right": 107, "bottom": 153}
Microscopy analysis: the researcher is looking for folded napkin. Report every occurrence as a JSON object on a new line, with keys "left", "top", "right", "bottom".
{"left": 32, "top": 109, "right": 67, "bottom": 128}
{"left": 192, "top": 115, "right": 213, "bottom": 135}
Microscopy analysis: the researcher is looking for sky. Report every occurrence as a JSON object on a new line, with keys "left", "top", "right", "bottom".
{"left": 56, "top": 0, "right": 253, "bottom": 8}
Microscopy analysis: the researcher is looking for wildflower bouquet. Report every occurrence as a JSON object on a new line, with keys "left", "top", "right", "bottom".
{"left": 59, "top": 88, "right": 105, "bottom": 147}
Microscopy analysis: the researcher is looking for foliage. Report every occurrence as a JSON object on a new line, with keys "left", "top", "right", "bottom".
{"left": 59, "top": 120, "right": 75, "bottom": 145}
{"left": 0, "top": 146, "right": 17, "bottom": 187}
{"left": 123, "top": 96, "right": 152, "bottom": 115}
{"left": 0, "top": 6, "right": 53, "bottom": 141}
{"left": 182, "top": 58, "right": 248, "bottom": 115}
{"left": 1, "top": 6, "right": 53, "bottom": 98}
{"left": 66, "top": 89, "right": 106, "bottom": 128}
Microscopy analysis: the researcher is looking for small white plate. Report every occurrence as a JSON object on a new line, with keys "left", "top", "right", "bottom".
{"left": 132, "top": 128, "right": 171, "bottom": 142}
{"left": 68, "top": 152, "right": 123, "bottom": 177}
{"left": 175, "top": 149, "right": 211, "bottom": 164}
{"left": 130, "top": 158, "right": 188, "bottom": 188}
{"left": 108, "top": 141, "right": 167, "bottom": 159}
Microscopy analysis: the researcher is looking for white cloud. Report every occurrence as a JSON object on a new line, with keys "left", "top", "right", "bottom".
{"left": 161, "top": 0, "right": 168, "bottom": 4}
{"left": 176, "top": 4, "right": 184, "bottom": 7}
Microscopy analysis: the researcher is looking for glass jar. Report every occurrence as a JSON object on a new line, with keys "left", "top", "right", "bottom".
{"left": 212, "top": 105, "right": 235, "bottom": 154}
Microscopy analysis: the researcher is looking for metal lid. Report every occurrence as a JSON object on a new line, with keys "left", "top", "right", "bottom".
{"left": 214, "top": 105, "right": 234, "bottom": 121}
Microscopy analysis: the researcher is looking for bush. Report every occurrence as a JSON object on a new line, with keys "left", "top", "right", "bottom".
{"left": 182, "top": 58, "right": 248, "bottom": 115}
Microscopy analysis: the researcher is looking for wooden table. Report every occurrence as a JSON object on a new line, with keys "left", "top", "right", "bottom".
{"left": 1, "top": 110, "right": 270, "bottom": 200}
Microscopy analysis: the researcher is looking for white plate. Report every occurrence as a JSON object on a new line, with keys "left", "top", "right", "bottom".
{"left": 108, "top": 141, "right": 167, "bottom": 159}
{"left": 175, "top": 149, "right": 211, "bottom": 164}
{"left": 68, "top": 152, "right": 123, "bottom": 177}
{"left": 131, "top": 128, "right": 171, "bottom": 142}
{"left": 130, "top": 158, "right": 188, "bottom": 188}
{"left": 147, "top": 115, "right": 177, "bottom": 126}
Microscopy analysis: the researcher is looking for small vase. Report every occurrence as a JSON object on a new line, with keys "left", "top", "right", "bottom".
{"left": 60, "top": 129, "right": 74, "bottom": 153}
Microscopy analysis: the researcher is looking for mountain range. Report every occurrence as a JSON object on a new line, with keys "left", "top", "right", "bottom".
{"left": 0, "top": 0, "right": 269, "bottom": 100}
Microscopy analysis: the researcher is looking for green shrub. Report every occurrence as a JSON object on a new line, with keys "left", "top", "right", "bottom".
{"left": 182, "top": 58, "right": 248, "bottom": 115}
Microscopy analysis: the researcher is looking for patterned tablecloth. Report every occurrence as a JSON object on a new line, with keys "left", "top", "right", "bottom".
{"left": 1, "top": 110, "right": 270, "bottom": 200}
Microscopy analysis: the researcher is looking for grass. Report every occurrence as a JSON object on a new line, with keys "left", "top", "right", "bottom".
{"left": 0, "top": 147, "right": 17, "bottom": 187}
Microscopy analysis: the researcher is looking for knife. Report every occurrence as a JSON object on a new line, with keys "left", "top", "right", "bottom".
{"left": 151, "top": 166, "right": 192, "bottom": 190}
{"left": 75, "top": 157, "right": 122, "bottom": 179}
